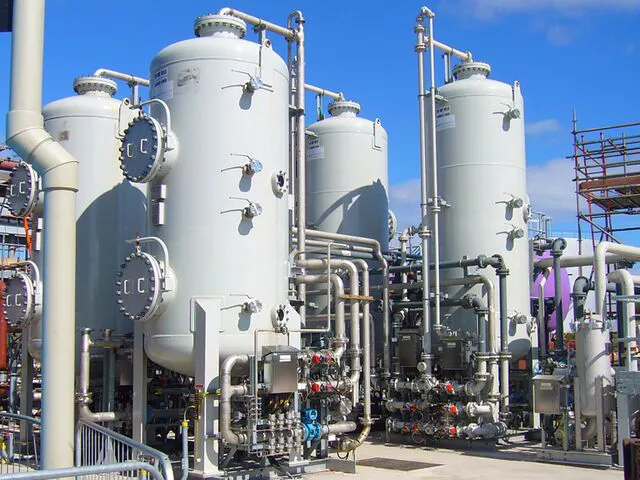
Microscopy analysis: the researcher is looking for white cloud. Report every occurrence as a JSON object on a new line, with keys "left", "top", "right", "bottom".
{"left": 546, "top": 25, "right": 572, "bottom": 45}
{"left": 390, "top": 157, "right": 577, "bottom": 235}
{"left": 469, "top": 0, "right": 639, "bottom": 18}
{"left": 526, "top": 119, "right": 561, "bottom": 135}
{"left": 389, "top": 179, "right": 421, "bottom": 233}
{"left": 527, "top": 157, "right": 576, "bottom": 222}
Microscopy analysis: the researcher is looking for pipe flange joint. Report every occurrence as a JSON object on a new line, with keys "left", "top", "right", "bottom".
{"left": 499, "top": 350, "right": 512, "bottom": 361}
{"left": 331, "top": 337, "right": 349, "bottom": 347}
{"left": 474, "top": 372, "right": 491, "bottom": 382}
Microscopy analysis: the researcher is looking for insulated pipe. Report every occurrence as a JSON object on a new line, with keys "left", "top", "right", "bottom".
{"left": 608, "top": 270, "right": 637, "bottom": 371}
{"left": 304, "top": 83, "right": 343, "bottom": 101}
{"left": 537, "top": 268, "right": 551, "bottom": 357}
{"left": 551, "top": 238, "right": 567, "bottom": 352}
{"left": 301, "top": 228, "right": 391, "bottom": 376}
{"left": 220, "top": 354, "right": 250, "bottom": 445}
{"left": 415, "top": 8, "right": 433, "bottom": 372}
{"left": 77, "top": 329, "right": 119, "bottom": 422}
{"left": 6, "top": 0, "right": 79, "bottom": 469}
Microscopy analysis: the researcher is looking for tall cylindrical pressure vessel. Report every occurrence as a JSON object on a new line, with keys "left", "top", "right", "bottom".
{"left": 116, "top": 16, "right": 297, "bottom": 376}
{"left": 306, "top": 101, "right": 389, "bottom": 249}
{"left": 430, "top": 62, "right": 531, "bottom": 360}
{"left": 6, "top": 77, "right": 146, "bottom": 359}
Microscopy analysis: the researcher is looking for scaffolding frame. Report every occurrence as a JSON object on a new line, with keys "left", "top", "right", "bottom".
{"left": 572, "top": 113, "right": 640, "bottom": 252}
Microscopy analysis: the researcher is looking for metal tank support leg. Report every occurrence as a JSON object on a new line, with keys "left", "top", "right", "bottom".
{"left": 192, "top": 297, "right": 223, "bottom": 478}
{"left": 132, "top": 322, "right": 147, "bottom": 443}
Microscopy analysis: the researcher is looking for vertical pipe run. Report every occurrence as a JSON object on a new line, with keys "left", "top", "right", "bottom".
{"left": 498, "top": 269, "right": 510, "bottom": 416}
{"left": 6, "top": 0, "right": 79, "bottom": 469}
{"left": 551, "top": 238, "right": 567, "bottom": 352}
{"left": 427, "top": 11, "right": 442, "bottom": 337}
{"left": 292, "top": 14, "right": 306, "bottom": 325}
{"left": 415, "top": 8, "right": 432, "bottom": 371}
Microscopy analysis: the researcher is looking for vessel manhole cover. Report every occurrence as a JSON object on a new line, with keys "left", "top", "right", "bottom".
{"left": 357, "top": 457, "right": 442, "bottom": 471}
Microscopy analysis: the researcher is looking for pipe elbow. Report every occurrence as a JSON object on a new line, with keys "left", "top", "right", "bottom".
{"left": 6, "top": 112, "right": 78, "bottom": 190}
{"left": 551, "top": 238, "right": 567, "bottom": 256}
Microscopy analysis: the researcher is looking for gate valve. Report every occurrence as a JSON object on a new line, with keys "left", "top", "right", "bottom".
{"left": 449, "top": 426, "right": 458, "bottom": 437}
{"left": 445, "top": 382, "right": 455, "bottom": 394}
{"left": 448, "top": 404, "right": 458, "bottom": 415}
{"left": 310, "top": 382, "right": 321, "bottom": 393}
{"left": 311, "top": 354, "right": 321, "bottom": 365}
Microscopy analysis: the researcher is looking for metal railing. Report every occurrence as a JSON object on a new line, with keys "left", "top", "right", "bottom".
{"left": 2, "top": 461, "right": 164, "bottom": 479}
{"left": 75, "top": 419, "right": 174, "bottom": 480}
{"left": 0, "top": 411, "right": 41, "bottom": 475}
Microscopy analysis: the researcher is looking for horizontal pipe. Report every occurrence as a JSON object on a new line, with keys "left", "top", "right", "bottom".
{"left": 534, "top": 253, "right": 624, "bottom": 269}
{"left": 217, "top": 7, "right": 296, "bottom": 39}
{"left": 304, "top": 83, "right": 343, "bottom": 100}
{"left": 93, "top": 68, "right": 149, "bottom": 86}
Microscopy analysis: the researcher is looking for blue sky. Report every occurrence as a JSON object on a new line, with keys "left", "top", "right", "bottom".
{"left": 1, "top": 0, "right": 639, "bottom": 241}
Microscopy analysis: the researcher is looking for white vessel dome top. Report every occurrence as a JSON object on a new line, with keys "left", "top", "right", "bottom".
{"left": 72, "top": 76, "right": 117, "bottom": 96}
{"left": 194, "top": 14, "right": 247, "bottom": 38}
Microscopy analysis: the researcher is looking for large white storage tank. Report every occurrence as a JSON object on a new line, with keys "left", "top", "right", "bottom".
{"left": 117, "top": 15, "right": 298, "bottom": 376}
{"left": 20, "top": 76, "right": 147, "bottom": 357}
{"left": 431, "top": 62, "right": 531, "bottom": 360}
{"left": 306, "top": 101, "right": 389, "bottom": 249}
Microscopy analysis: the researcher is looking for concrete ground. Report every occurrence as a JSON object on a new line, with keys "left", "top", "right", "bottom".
{"left": 310, "top": 435, "right": 623, "bottom": 480}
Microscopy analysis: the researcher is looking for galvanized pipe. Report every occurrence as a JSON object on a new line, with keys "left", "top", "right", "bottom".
{"left": 6, "top": 0, "right": 79, "bottom": 469}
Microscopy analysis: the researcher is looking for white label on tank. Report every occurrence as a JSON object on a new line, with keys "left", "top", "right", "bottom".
{"left": 279, "top": 355, "right": 291, "bottom": 362}
{"left": 435, "top": 105, "right": 455, "bottom": 131}
{"left": 306, "top": 139, "right": 324, "bottom": 161}
{"left": 155, "top": 80, "right": 173, "bottom": 101}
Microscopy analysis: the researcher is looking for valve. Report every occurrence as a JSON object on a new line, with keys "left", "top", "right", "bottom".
{"left": 243, "top": 159, "right": 263, "bottom": 176}
{"left": 243, "top": 202, "right": 263, "bottom": 219}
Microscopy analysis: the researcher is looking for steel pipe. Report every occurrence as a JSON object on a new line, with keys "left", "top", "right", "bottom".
{"left": 302, "top": 228, "right": 391, "bottom": 375}
{"left": 415, "top": 8, "right": 433, "bottom": 372}
{"left": 77, "top": 329, "right": 119, "bottom": 422}
{"left": 220, "top": 354, "right": 249, "bottom": 445}
{"left": 551, "top": 238, "right": 567, "bottom": 351}
{"left": 304, "top": 83, "right": 343, "bottom": 101}
{"left": 608, "top": 270, "right": 637, "bottom": 371}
